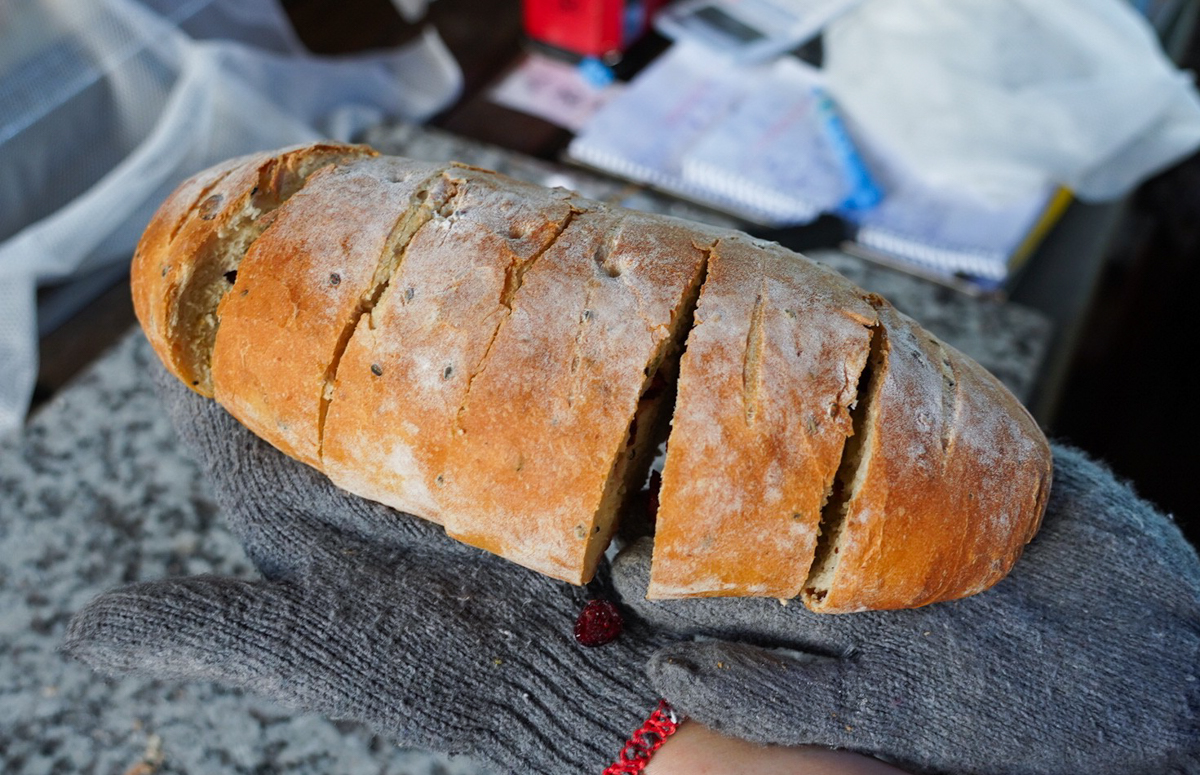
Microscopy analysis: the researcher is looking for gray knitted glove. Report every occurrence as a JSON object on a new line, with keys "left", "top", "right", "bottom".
{"left": 613, "top": 445, "right": 1200, "bottom": 775}
{"left": 64, "top": 368, "right": 668, "bottom": 775}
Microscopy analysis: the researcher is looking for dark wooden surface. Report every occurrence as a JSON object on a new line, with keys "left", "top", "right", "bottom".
{"left": 1051, "top": 150, "right": 1200, "bottom": 541}
{"left": 282, "top": 0, "right": 426, "bottom": 52}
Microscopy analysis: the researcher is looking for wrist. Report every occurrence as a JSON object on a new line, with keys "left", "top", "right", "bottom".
{"left": 644, "top": 721, "right": 913, "bottom": 775}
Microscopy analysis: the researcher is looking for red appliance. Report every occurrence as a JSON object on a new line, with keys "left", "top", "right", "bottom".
{"left": 523, "top": 0, "right": 667, "bottom": 61}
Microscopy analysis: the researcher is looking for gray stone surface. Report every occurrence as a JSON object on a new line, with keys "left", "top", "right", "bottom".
{"left": 1, "top": 126, "right": 1051, "bottom": 774}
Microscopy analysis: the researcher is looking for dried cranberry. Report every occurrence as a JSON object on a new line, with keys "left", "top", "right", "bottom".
{"left": 574, "top": 600, "right": 623, "bottom": 647}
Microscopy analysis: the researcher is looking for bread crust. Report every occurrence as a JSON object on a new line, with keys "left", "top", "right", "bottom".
{"left": 648, "top": 236, "right": 878, "bottom": 599}
{"left": 440, "top": 210, "right": 713, "bottom": 584}
{"left": 136, "top": 144, "right": 1053, "bottom": 610}
{"left": 803, "top": 298, "right": 1052, "bottom": 612}
{"left": 131, "top": 143, "right": 376, "bottom": 396}
{"left": 210, "top": 157, "right": 447, "bottom": 467}
{"left": 131, "top": 150, "right": 274, "bottom": 392}
{"left": 320, "top": 165, "right": 578, "bottom": 524}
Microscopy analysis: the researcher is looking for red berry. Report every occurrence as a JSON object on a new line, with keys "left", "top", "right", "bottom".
{"left": 574, "top": 599, "right": 623, "bottom": 647}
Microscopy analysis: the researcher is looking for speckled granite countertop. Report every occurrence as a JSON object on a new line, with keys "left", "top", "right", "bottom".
{"left": 0, "top": 332, "right": 486, "bottom": 774}
{"left": 0, "top": 125, "right": 1050, "bottom": 775}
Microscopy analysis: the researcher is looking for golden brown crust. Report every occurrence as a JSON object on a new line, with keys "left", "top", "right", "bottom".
{"left": 439, "top": 210, "right": 713, "bottom": 584}
{"left": 320, "top": 166, "right": 578, "bottom": 524}
{"left": 210, "top": 156, "right": 447, "bottom": 468}
{"left": 803, "top": 298, "right": 1052, "bottom": 612}
{"left": 136, "top": 143, "right": 1053, "bottom": 609}
{"left": 131, "top": 143, "right": 376, "bottom": 396}
{"left": 648, "top": 236, "right": 878, "bottom": 599}
{"left": 131, "top": 150, "right": 273, "bottom": 389}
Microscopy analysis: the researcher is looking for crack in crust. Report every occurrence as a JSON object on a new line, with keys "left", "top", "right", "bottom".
{"left": 315, "top": 170, "right": 457, "bottom": 458}
{"left": 930, "top": 336, "right": 961, "bottom": 458}
{"left": 176, "top": 146, "right": 373, "bottom": 394}
{"left": 594, "top": 239, "right": 713, "bottom": 561}
{"left": 499, "top": 207, "right": 582, "bottom": 309}
{"left": 453, "top": 206, "right": 583, "bottom": 433}
{"left": 742, "top": 285, "right": 767, "bottom": 426}
{"left": 804, "top": 318, "right": 885, "bottom": 603}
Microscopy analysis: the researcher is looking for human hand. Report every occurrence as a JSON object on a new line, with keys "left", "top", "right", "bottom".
{"left": 64, "top": 367, "right": 668, "bottom": 774}
{"left": 614, "top": 445, "right": 1200, "bottom": 775}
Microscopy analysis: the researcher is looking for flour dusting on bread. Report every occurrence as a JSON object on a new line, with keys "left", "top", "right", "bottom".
{"left": 648, "top": 236, "right": 878, "bottom": 599}
{"left": 134, "top": 145, "right": 1052, "bottom": 611}
{"left": 133, "top": 144, "right": 375, "bottom": 396}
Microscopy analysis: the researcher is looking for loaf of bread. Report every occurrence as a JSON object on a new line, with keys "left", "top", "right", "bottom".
{"left": 132, "top": 142, "right": 1051, "bottom": 613}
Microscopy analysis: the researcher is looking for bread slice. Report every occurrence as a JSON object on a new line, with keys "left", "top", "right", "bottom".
{"left": 131, "top": 150, "right": 272, "bottom": 391}
{"left": 802, "top": 297, "right": 1051, "bottom": 612}
{"left": 647, "top": 236, "right": 878, "bottom": 599}
{"left": 209, "top": 157, "right": 451, "bottom": 468}
{"left": 320, "top": 165, "right": 579, "bottom": 523}
{"left": 131, "top": 143, "right": 375, "bottom": 396}
{"left": 131, "top": 153, "right": 247, "bottom": 327}
{"left": 438, "top": 210, "right": 716, "bottom": 584}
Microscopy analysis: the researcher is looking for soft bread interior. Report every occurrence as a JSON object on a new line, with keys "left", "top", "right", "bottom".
{"left": 175, "top": 148, "right": 369, "bottom": 394}
{"left": 803, "top": 319, "right": 887, "bottom": 606}
{"left": 583, "top": 247, "right": 710, "bottom": 576}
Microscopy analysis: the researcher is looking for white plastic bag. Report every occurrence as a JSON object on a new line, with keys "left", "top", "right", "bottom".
{"left": 823, "top": 0, "right": 1200, "bottom": 204}
{"left": 0, "top": 0, "right": 462, "bottom": 435}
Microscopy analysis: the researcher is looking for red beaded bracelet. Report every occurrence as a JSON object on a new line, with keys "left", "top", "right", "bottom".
{"left": 603, "top": 700, "right": 682, "bottom": 774}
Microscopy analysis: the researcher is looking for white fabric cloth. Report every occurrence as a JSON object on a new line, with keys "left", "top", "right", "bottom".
{"left": 824, "top": 0, "right": 1200, "bottom": 205}
{"left": 0, "top": 0, "right": 461, "bottom": 435}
